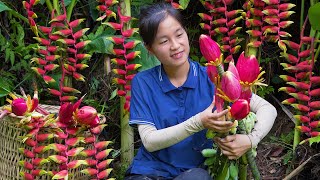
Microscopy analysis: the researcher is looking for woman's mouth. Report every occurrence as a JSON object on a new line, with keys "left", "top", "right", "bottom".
{"left": 171, "top": 51, "right": 183, "bottom": 59}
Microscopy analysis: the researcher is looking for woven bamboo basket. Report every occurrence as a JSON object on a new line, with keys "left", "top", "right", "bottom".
{"left": 0, "top": 105, "right": 91, "bottom": 180}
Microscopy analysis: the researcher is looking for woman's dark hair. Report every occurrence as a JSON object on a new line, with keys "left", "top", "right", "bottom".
{"left": 139, "top": 2, "right": 185, "bottom": 47}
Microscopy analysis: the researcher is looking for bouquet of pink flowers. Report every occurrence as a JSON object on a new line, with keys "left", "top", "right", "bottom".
{"left": 199, "top": 34, "right": 265, "bottom": 180}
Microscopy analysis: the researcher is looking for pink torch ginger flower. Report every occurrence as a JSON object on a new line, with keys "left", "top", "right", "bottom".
{"left": 236, "top": 52, "right": 265, "bottom": 89}
{"left": 4, "top": 92, "right": 39, "bottom": 116}
{"left": 11, "top": 98, "right": 28, "bottom": 116}
{"left": 199, "top": 34, "right": 222, "bottom": 66}
{"left": 230, "top": 99, "right": 250, "bottom": 120}
{"left": 218, "top": 71, "right": 241, "bottom": 102}
{"left": 74, "top": 106, "right": 100, "bottom": 127}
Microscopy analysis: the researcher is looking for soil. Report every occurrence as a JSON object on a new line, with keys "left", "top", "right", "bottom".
{"left": 254, "top": 96, "right": 320, "bottom": 180}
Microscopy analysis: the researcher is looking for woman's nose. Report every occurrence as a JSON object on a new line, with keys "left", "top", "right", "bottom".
{"left": 170, "top": 39, "right": 180, "bottom": 50}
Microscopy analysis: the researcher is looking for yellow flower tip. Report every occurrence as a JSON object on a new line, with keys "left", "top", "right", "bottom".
{"left": 9, "top": 93, "right": 17, "bottom": 100}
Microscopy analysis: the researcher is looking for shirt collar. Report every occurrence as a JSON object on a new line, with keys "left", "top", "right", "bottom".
{"left": 159, "top": 59, "right": 198, "bottom": 93}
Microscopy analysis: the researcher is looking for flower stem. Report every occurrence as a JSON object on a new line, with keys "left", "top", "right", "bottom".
{"left": 238, "top": 120, "right": 261, "bottom": 180}
{"left": 217, "top": 63, "right": 224, "bottom": 77}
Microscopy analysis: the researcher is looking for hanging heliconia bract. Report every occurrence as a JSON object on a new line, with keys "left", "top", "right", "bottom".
{"left": 279, "top": 16, "right": 320, "bottom": 148}
{"left": 199, "top": 0, "right": 244, "bottom": 62}
{"left": 99, "top": 4, "right": 142, "bottom": 112}
{"left": 18, "top": 1, "right": 114, "bottom": 179}
{"left": 243, "top": 0, "right": 296, "bottom": 51}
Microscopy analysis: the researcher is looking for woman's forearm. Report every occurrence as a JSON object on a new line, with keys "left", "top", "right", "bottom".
{"left": 138, "top": 113, "right": 204, "bottom": 152}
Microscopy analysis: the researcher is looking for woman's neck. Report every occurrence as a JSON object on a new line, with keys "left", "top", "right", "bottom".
{"left": 163, "top": 61, "right": 190, "bottom": 87}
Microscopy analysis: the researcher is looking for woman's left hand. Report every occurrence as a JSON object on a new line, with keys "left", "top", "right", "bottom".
{"left": 214, "top": 134, "right": 252, "bottom": 160}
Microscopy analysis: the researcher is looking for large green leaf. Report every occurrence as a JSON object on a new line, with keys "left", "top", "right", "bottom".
{"left": 308, "top": 2, "right": 320, "bottom": 30}
{"left": 0, "top": 1, "right": 11, "bottom": 12}
{"left": 179, "top": 0, "right": 190, "bottom": 10}
{"left": 132, "top": 42, "right": 160, "bottom": 72}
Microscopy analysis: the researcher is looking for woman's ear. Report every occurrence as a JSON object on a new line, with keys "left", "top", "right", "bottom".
{"left": 145, "top": 43, "right": 154, "bottom": 55}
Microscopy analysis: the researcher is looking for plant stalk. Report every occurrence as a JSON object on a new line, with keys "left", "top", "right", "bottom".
{"left": 67, "top": 0, "right": 77, "bottom": 21}
{"left": 45, "top": 0, "right": 53, "bottom": 12}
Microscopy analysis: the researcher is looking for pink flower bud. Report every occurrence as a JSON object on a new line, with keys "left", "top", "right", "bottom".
{"left": 230, "top": 99, "right": 250, "bottom": 120}
{"left": 75, "top": 106, "right": 100, "bottom": 126}
{"left": 236, "top": 52, "right": 260, "bottom": 85}
{"left": 199, "top": 34, "right": 222, "bottom": 66}
{"left": 12, "top": 98, "right": 28, "bottom": 116}
{"left": 221, "top": 71, "right": 241, "bottom": 102}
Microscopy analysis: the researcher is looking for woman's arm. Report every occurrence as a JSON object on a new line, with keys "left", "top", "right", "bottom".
{"left": 248, "top": 93, "right": 277, "bottom": 147}
{"left": 215, "top": 94, "right": 277, "bottom": 159}
{"left": 138, "top": 101, "right": 232, "bottom": 152}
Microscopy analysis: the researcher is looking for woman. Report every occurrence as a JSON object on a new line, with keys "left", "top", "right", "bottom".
{"left": 125, "top": 2, "right": 277, "bottom": 180}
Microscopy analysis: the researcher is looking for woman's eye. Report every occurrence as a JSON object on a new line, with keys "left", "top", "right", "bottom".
{"left": 177, "top": 33, "right": 183, "bottom": 37}
{"left": 160, "top": 40, "right": 167, "bottom": 44}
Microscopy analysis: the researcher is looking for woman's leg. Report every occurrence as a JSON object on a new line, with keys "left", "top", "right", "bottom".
{"left": 173, "top": 168, "right": 212, "bottom": 180}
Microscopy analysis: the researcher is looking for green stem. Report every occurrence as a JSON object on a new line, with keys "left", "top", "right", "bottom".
{"left": 9, "top": 10, "right": 28, "bottom": 23}
{"left": 239, "top": 155, "right": 248, "bottom": 180}
{"left": 53, "top": 0, "right": 60, "bottom": 15}
{"left": 238, "top": 121, "right": 260, "bottom": 180}
{"left": 217, "top": 63, "right": 224, "bottom": 77}
{"left": 45, "top": 0, "right": 53, "bottom": 12}
{"left": 66, "top": 0, "right": 77, "bottom": 21}
{"left": 293, "top": 121, "right": 301, "bottom": 151}
{"left": 300, "top": 0, "right": 305, "bottom": 33}
{"left": 245, "top": 150, "right": 260, "bottom": 180}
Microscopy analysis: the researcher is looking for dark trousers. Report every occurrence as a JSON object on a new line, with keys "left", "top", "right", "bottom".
{"left": 124, "top": 168, "right": 212, "bottom": 180}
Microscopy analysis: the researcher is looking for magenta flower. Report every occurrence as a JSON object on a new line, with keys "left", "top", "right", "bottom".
{"left": 74, "top": 106, "right": 100, "bottom": 127}
{"left": 58, "top": 102, "right": 74, "bottom": 125}
{"left": 199, "top": 34, "right": 222, "bottom": 66}
{"left": 236, "top": 52, "right": 263, "bottom": 88}
{"left": 219, "top": 71, "right": 241, "bottom": 102}
{"left": 230, "top": 99, "right": 250, "bottom": 120}
{"left": 11, "top": 98, "right": 28, "bottom": 116}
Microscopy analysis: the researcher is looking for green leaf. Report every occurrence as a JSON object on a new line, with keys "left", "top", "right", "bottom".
{"left": 229, "top": 161, "right": 239, "bottom": 180}
{"left": 0, "top": 2, "right": 12, "bottom": 12}
{"left": 0, "top": 77, "right": 13, "bottom": 98}
{"left": 216, "top": 158, "right": 230, "bottom": 180}
{"left": 308, "top": 135, "right": 320, "bottom": 146}
{"left": 308, "top": 2, "right": 320, "bottom": 30}
{"left": 10, "top": 50, "right": 15, "bottom": 66}
{"left": 64, "top": 0, "right": 72, "bottom": 6}
{"left": 132, "top": 42, "right": 160, "bottom": 71}
{"left": 109, "top": 89, "right": 118, "bottom": 100}
{"left": 179, "top": 0, "right": 190, "bottom": 9}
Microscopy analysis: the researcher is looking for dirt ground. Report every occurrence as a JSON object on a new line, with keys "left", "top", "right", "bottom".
{"left": 254, "top": 97, "right": 320, "bottom": 180}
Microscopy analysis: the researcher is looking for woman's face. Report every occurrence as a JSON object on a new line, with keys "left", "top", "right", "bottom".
{"left": 147, "top": 15, "right": 190, "bottom": 69}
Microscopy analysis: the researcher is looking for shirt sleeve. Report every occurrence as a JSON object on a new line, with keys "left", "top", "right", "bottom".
{"left": 248, "top": 94, "right": 277, "bottom": 147}
{"left": 138, "top": 113, "right": 204, "bottom": 152}
{"left": 129, "top": 75, "right": 155, "bottom": 126}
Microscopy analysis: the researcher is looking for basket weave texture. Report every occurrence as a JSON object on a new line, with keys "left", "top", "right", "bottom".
{"left": 0, "top": 105, "right": 90, "bottom": 180}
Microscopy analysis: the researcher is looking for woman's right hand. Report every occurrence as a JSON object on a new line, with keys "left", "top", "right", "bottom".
{"left": 199, "top": 99, "right": 234, "bottom": 133}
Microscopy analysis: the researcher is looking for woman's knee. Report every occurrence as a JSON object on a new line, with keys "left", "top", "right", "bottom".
{"left": 174, "top": 168, "right": 212, "bottom": 180}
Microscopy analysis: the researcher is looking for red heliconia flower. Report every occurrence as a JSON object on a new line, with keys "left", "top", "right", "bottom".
{"left": 293, "top": 115, "right": 309, "bottom": 123}
{"left": 11, "top": 98, "right": 28, "bottom": 116}
{"left": 199, "top": 34, "right": 222, "bottom": 66}
{"left": 58, "top": 102, "right": 75, "bottom": 125}
{"left": 213, "top": 18, "right": 227, "bottom": 25}
{"left": 198, "top": 13, "right": 212, "bottom": 21}
{"left": 219, "top": 71, "right": 241, "bottom": 102}
{"left": 296, "top": 126, "right": 311, "bottom": 133}
{"left": 73, "top": 28, "right": 89, "bottom": 39}
{"left": 69, "top": 18, "right": 85, "bottom": 28}
{"left": 199, "top": 23, "right": 211, "bottom": 30}
{"left": 279, "top": 3, "right": 296, "bottom": 11}
{"left": 230, "top": 99, "right": 250, "bottom": 120}
{"left": 74, "top": 106, "right": 100, "bottom": 127}
{"left": 309, "top": 121, "right": 320, "bottom": 128}
{"left": 236, "top": 52, "right": 263, "bottom": 88}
